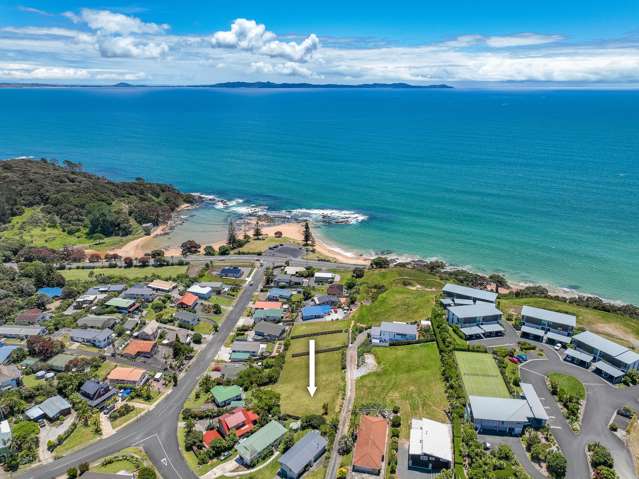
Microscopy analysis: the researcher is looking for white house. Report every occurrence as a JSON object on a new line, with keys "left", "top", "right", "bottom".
{"left": 370, "top": 322, "right": 418, "bottom": 345}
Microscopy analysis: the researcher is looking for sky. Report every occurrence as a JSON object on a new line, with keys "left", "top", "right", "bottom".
{"left": 0, "top": 0, "right": 638, "bottom": 85}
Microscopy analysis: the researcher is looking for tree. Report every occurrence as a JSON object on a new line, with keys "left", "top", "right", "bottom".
{"left": 546, "top": 451, "right": 567, "bottom": 479}
{"left": 253, "top": 220, "right": 262, "bottom": 238}
{"left": 370, "top": 256, "right": 390, "bottom": 269}
{"left": 337, "top": 435, "right": 353, "bottom": 455}
{"left": 86, "top": 202, "right": 132, "bottom": 237}
{"left": 303, "top": 221, "right": 313, "bottom": 246}
{"left": 227, "top": 220, "right": 238, "bottom": 247}
{"left": 138, "top": 256, "right": 150, "bottom": 266}
{"left": 249, "top": 389, "right": 281, "bottom": 418}
{"left": 66, "top": 467, "right": 78, "bottom": 479}
{"left": 150, "top": 249, "right": 165, "bottom": 258}
{"left": 203, "top": 245, "right": 216, "bottom": 256}
{"left": 192, "top": 332, "right": 203, "bottom": 344}
{"left": 594, "top": 466, "right": 618, "bottom": 479}
{"left": 590, "top": 444, "right": 614, "bottom": 469}
{"left": 352, "top": 268, "right": 365, "bottom": 279}
{"left": 123, "top": 256, "right": 134, "bottom": 267}
{"left": 26, "top": 335, "right": 64, "bottom": 360}
{"left": 181, "top": 240, "right": 201, "bottom": 256}
{"left": 301, "top": 414, "right": 326, "bottom": 430}
{"left": 78, "top": 463, "right": 89, "bottom": 474}
{"left": 218, "top": 245, "right": 231, "bottom": 256}
{"left": 138, "top": 467, "right": 157, "bottom": 479}
{"left": 279, "top": 432, "right": 294, "bottom": 452}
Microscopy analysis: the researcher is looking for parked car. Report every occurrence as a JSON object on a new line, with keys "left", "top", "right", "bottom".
{"left": 508, "top": 357, "right": 519, "bottom": 364}
{"left": 516, "top": 354, "right": 527, "bottom": 362}
{"left": 554, "top": 343, "right": 562, "bottom": 351}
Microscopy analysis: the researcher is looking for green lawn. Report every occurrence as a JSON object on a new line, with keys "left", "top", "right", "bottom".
{"left": 96, "top": 361, "right": 116, "bottom": 380}
{"left": 356, "top": 343, "right": 448, "bottom": 438}
{"left": 22, "top": 374, "right": 44, "bottom": 388}
{"left": 194, "top": 320, "right": 214, "bottom": 335}
{"left": 500, "top": 297, "right": 639, "bottom": 348}
{"left": 61, "top": 265, "right": 188, "bottom": 281}
{"left": 234, "top": 236, "right": 301, "bottom": 253}
{"left": 93, "top": 447, "right": 158, "bottom": 475}
{"left": 54, "top": 423, "right": 101, "bottom": 457}
{"left": 357, "top": 268, "right": 443, "bottom": 299}
{"left": 110, "top": 406, "right": 144, "bottom": 428}
{"left": 290, "top": 319, "right": 349, "bottom": 336}
{"left": 288, "top": 332, "right": 348, "bottom": 354}
{"left": 548, "top": 372, "right": 586, "bottom": 400}
{"left": 271, "top": 350, "right": 343, "bottom": 417}
{"left": 455, "top": 351, "right": 511, "bottom": 398}
{"left": 221, "top": 451, "right": 280, "bottom": 479}
{"left": 208, "top": 295, "right": 235, "bottom": 307}
{"left": 351, "top": 288, "right": 438, "bottom": 327}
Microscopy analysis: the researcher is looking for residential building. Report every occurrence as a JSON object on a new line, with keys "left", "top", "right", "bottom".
{"left": 273, "top": 274, "right": 304, "bottom": 288}
{"left": 218, "top": 407, "right": 259, "bottom": 438}
{"left": 446, "top": 303, "right": 504, "bottom": 338}
{"left": 46, "top": 353, "right": 76, "bottom": 372}
{"left": 267, "top": 288, "right": 293, "bottom": 301}
{"left": 520, "top": 306, "right": 576, "bottom": 344}
{"left": 0, "top": 420, "right": 11, "bottom": 460}
{"left": 571, "top": 331, "right": 639, "bottom": 382}
{"left": 25, "top": 395, "right": 72, "bottom": 421}
{"left": 0, "top": 325, "right": 45, "bottom": 339}
{"left": 203, "top": 429, "right": 223, "bottom": 448}
{"left": 70, "top": 328, "right": 113, "bottom": 348}
{"left": 177, "top": 292, "right": 199, "bottom": 310}
{"left": 122, "top": 318, "right": 139, "bottom": 332}
{"left": 236, "top": 420, "right": 287, "bottom": 465}
{"left": 279, "top": 430, "right": 327, "bottom": 479}
{"left": 104, "top": 297, "right": 137, "bottom": 314}
{"left": 137, "top": 320, "right": 159, "bottom": 340}
{"left": 352, "top": 415, "right": 389, "bottom": 475}
{"left": 254, "top": 322, "right": 286, "bottom": 341}
{"left": 231, "top": 341, "right": 263, "bottom": 358}
{"left": 254, "top": 301, "right": 282, "bottom": 310}
{"left": 86, "top": 284, "right": 126, "bottom": 295}
{"left": 0, "top": 345, "right": 18, "bottom": 365}
{"left": 73, "top": 294, "right": 98, "bottom": 308}
{"left": 37, "top": 287, "right": 62, "bottom": 298}
{"left": 314, "top": 295, "right": 339, "bottom": 306}
{"left": 199, "top": 281, "right": 224, "bottom": 293}
{"left": 175, "top": 311, "right": 200, "bottom": 329}
{"left": 327, "top": 284, "right": 344, "bottom": 297}
{"left": 80, "top": 380, "right": 117, "bottom": 408}
{"left": 313, "top": 272, "right": 335, "bottom": 284}
{"left": 107, "top": 366, "right": 148, "bottom": 387}
{"left": 187, "top": 284, "right": 213, "bottom": 299}
{"left": 220, "top": 267, "right": 243, "bottom": 278}
{"left": 147, "top": 279, "right": 177, "bottom": 293}
{"left": 220, "top": 363, "right": 247, "bottom": 380}
{"left": 408, "top": 418, "right": 452, "bottom": 472}
{"left": 15, "top": 308, "right": 48, "bottom": 325}
{"left": 77, "top": 314, "right": 118, "bottom": 330}
{"left": 121, "top": 285, "right": 156, "bottom": 302}
{"left": 0, "top": 365, "right": 21, "bottom": 390}
{"left": 441, "top": 284, "right": 497, "bottom": 304}
{"left": 252, "top": 308, "right": 283, "bottom": 322}
{"left": 465, "top": 383, "right": 548, "bottom": 435}
{"left": 284, "top": 266, "right": 306, "bottom": 276}
{"left": 122, "top": 339, "right": 157, "bottom": 358}
{"left": 439, "top": 297, "right": 475, "bottom": 309}
{"left": 211, "top": 385, "right": 243, "bottom": 407}
{"left": 370, "top": 322, "right": 418, "bottom": 345}
{"left": 301, "top": 305, "right": 332, "bottom": 321}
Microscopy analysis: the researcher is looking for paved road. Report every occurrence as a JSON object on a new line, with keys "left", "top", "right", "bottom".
{"left": 16, "top": 265, "right": 266, "bottom": 479}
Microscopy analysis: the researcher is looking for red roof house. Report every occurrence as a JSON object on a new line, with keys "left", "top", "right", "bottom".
{"left": 352, "top": 415, "right": 389, "bottom": 474}
{"left": 203, "top": 429, "right": 223, "bottom": 447}
{"left": 177, "top": 292, "right": 199, "bottom": 309}
{"left": 218, "top": 407, "right": 259, "bottom": 438}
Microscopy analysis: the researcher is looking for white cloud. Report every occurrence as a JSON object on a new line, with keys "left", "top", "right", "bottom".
{"left": 210, "top": 18, "right": 319, "bottom": 62}
{"left": 64, "top": 9, "right": 169, "bottom": 35}
{"left": 0, "top": 65, "right": 90, "bottom": 80}
{"left": 1, "top": 26, "right": 94, "bottom": 43}
{"left": 17, "top": 6, "right": 54, "bottom": 16}
{"left": 484, "top": 33, "right": 563, "bottom": 48}
{"left": 98, "top": 36, "right": 168, "bottom": 59}
{"left": 250, "top": 61, "right": 319, "bottom": 78}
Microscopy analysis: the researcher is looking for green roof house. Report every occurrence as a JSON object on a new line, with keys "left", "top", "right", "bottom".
{"left": 236, "top": 420, "right": 287, "bottom": 465}
{"left": 211, "top": 385, "right": 243, "bottom": 407}
{"left": 46, "top": 353, "right": 77, "bottom": 372}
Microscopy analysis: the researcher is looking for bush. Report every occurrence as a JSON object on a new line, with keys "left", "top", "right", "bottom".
{"left": 391, "top": 415, "right": 401, "bottom": 428}
{"left": 589, "top": 443, "right": 614, "bottom": 469}
{"left": 546, "top": 451, "right": 567, "bottom": 479}
{"left": 137, "top": 467, "right": 157, "bottom": 479}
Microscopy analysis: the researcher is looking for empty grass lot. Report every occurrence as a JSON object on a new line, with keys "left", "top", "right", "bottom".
{"left": 290, "top": 319, "right": 349, "bottom": 337}
{"left": 287, "top": 331, "right": 348, "bottom": 355}
{"left": 110, "top": 406, "right": 144, "bottom": 429}
{"left": 93, "top": 447, "right": 156, "bottom": 474}
{"left": 54, "top": 423, "right": 101, "bottom": 457}
{"left": 356, "top": 268, "right": 443, "bottom": 299}
{"left": 351, "top": 288, "right": 438, "bottom": 327}
{"left": 500, "top": 297, "right": 639, "bottom": 349}
{"left": 547, "top": 372, "right": 586, "bottom": 400}
{"left": 356, "top": 343, "right": 448, "bottom": 438}
{"left": 455, "top": 351, "right": 510, "bottom": 398}
{"left": 61, "top": 265, "right": 188, "bottom": 281}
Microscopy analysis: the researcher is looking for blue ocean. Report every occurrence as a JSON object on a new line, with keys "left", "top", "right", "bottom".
{"left": 1, "top": 87, "right": 638, "bottom": 303}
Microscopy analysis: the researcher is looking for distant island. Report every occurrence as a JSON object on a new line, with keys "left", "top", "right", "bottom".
{"left": 0, "top": 81, "right": 453, "bottom": 89}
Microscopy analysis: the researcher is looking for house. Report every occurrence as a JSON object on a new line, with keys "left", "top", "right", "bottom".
{"left": 301, "top": 305, "right": 332, "bottom": 321}
{"left": 327, "top": 283, "right": 344, "bottom": 297}
{"left": 220, "top": 363, "right": 247, "bottom": 380}
{"left": 442, "top": 284, "right": 497, "bottom": 304}
{"left": 187, "top": 284, "right": 213, "bottom": 299}
{"left": 122, "top": 318, "right": 140, "bottom": 333}
{"left": 0, "top": 346, "right": 18, "bottom": 365}
{"left": 440, "top": 297, "right": 475, "bottom": 309}
{"left": 273, "top": 274, "right": 304, "bottom": 288}
{"left": 313, "top": 272, "right": 335, "bottom": 284}
{"left": 466, "top": 383, "right": 548, "bottom": 435}
{"left": 121, "top": 285, "right": 156, "bottom": 302}
{"left": 0, "top": 365, "right": 21, "bottom": 391}
{"left": 104, "top": 298, "right": 137, "bottom": 314}
{"left": 161, "top": 329, "right": 192, "bottom": 346}
{"left": 220, "top": 267, "right": 243, "bottom": 278}
{"left": 77, "top": 314, "right": 118, "bottom": 330}
{"left": 175, "top": 311, "right": 200, "bottom": 329}
{"left": 284, "top": 266, "right": 306, "bottom": 276}
{"left": 199, "top": 281, "right": 224, "bottom": 293}
{"left": 25, "top": 395, "right": 72, "bottom": 421}
{"left": 0, "top": 325, "right": 45, "bottom": 339}
{"left": 147, "top": 279, "right": 177, "bottom": 293}
{"left": 408, "top": 418, "right": 452, "bottom": 472}
{"left": 106, "top": 366, "right": 148, "bottom": 387}
{"left": 218, "top": 407, "right": 259, "bottom": 438}
{"left": 520, "top": 306, "right": 576, "bottom": 343}
{"left": 37, "top": 287, "right": 62, "bottom": 298}
{"left": 80, "top": 379, "right": 117, "bottom": 408}
{"left": 254, "top": 301, "right": 282, "bottom": 310}
{"left": 254, "top": 322, "right": 286, "bottom": 341}
{"left": 231, "top": 341, "right": 263, "bottom": 358}
{"left": 203, "top": 429, "right": 223, "bottom": 448}
{"left": 279, "top": 430, "right": 327, "bottom": 479}
{"left": 122, "top": 339, "right": 157, "bottom": 358}
{"left": 46, "top": 353, "right": 76, "bottom": 372}
{"left": 370, "top": 322, "right": 418, "bottom": 345}
{"left": 86, "top": 284, "right": 126, "bottom": 295}
{"left": 314, "top": 295, "right": 340, "bottom": 306}
{"left": 446, "top": 303, "right": 504, "bottom": 338}
{"left": 267, "top": 288, "right": 293, "bottom": 301}
{"left": 211, "top": 385, "right": 243, "bottom": 407}
{"left": 571, "top": 331, "right": 639, "bottom": 383}
{"left": 15, "top": 308, "right": 48, "bottom": 325}
{"left": 177, "top": 292, "right": 199, "bottom": 310}
{"left": 137, "top": 320, "right": 159, "bottom": 340}
{"left": 236, "top": 420, "right": 287, "bottom": 466}
{"left": 70, "top": 328, "right": 113, "bottom": 348}
{"left": 0, "top": 420, "right": 11, "bottom": 460}
{"left": 252, "top": 308, "right": 283, "bottom": 322}
{"left": 352, "top": 415, "right": 389, "bottom": 475}
{"left": 73, "top": 294, "right": 98, "bottom": 309}
{"left": 563, "top": 348, "right": 594, "bottom": 368}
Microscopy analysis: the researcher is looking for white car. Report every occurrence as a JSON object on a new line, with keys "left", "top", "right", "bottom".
{"left": 554, "top": 343, "right": 562, "bottom": 351}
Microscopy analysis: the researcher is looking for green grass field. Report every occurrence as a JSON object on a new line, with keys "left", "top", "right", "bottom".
{"left": 500, "top": 297, "right": 639, "bottom": 348}
{"left": 290, "top": 319, "right": 349, "bottom": 336}
{"left": 234, "top": 236, "right": 301, "bottom": 253}
{"left": 288, "top": 332, "right": 348, "bottom": 354}
{"left": 110, "top": 407, "right": 144, "bottom": 429}
{"left": 455, "top": 351, "right": 511, "bottom": 398}
{"left": 356, "top": 343, "right": 448, "bottom": 438}
{"left": 93, "top": 447, "right": 155, "bottom": 474}
{"left": 61, "top": 265, "right": 188, "bottom": 281}
{"left": 96, "top": 361, "right": 116, "bottom": 380}
{"left": 351, "top": 288, "right": 437, "bottom": 327}
{"left": 54, "top": 423, "right": 101, "bottom": 457}
{"left": 548, "top": 372, "right": 586, "bottom": 400}
{"left": 357, "top": 268, "right": 443, "bottom": 299}
{"left": 194, "top": 321, "right": 214, "bottom": 335}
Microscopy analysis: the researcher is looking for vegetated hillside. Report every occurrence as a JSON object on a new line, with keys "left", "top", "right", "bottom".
{"left": 0, "top": 158, "right": 194, "bottom": 237}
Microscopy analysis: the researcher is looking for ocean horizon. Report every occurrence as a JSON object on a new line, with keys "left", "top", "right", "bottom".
{"left": 1, "top": 87, "right": 638, "bottom": 304}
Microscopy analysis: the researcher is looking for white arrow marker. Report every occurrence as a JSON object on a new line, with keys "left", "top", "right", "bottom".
{"left": 307, "top": 339, "right": 317, "bottom": 397}
{"left": 161, "top": 458, "right": 168, "bottom": 466}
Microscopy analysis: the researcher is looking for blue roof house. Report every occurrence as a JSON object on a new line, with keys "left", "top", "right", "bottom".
{"left": 37, "top": 287, "right": 63, "bottom": 298}
{"left": 267, "top": 288, "right": 293, "bottom": 301}
{"left": 302, "top": 305, "right": 331, "bottom": 321}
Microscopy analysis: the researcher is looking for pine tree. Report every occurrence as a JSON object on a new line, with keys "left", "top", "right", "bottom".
{"left": 303, "top": 221, "right": 313, "bottom": 246}
{"left": 253, "top": 219, "right": 262, "bottom": 238}
{"left": 227, "top": 220, "right": 237, "bottom": 247}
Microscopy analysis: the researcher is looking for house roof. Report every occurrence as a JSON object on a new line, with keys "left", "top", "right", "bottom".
{"left": 468, "top": 396, "right": 532, "bottom": 423}
{"left": 87, "top": 284, "right": 125, "bottom": 294}
{"left": 232, "top": 341, "right": 262, "bottom": 353}
{"left": 521, "top": 306, "right": 576, "bottom": 328}
{"left": 203, "top": 429, "right": 223, "bottom": 447}
{"left": 593, "top": 361, "right": 625, "bottom": 378}
{"left": 564, "top": 348, "right": 594, "bottom": 363}
{"left": 521, "top": 325, "right": 546, "bottom": 337}
{"left": 353, "top": 415, "right": 388, "bottom": 471}
{"left": 545, "top": 331, "right": 571, "bottom": 344}
{"left": 253, "top": 308, "right": 283, "bottom": 320}
{"left": 16, "top": 308, "right": 45, "bottom": 324}
{"left": 314, "top": 272, "right": 334, "bottom": 279}
{"left": 447, "top": 303, "right": 502, "bottom": 319}
{"left": 380, "top": 321, "right": 417, "bottom": 335}
{"left": 315, "top": 295, "right": 339, "bottom": 305}
{"left": 521, "top": 383, "right": 549, "bottom": 421}
{"left": 39, "top": 395, "right": 71, "bottom": 418}
{"left": 77, "top": 315, "right": 117, "bottom": 329}
{"left": 236, "top": 420, "right": 287, "bottom": 460}
{"left": 123, "top": 285, "right": 155, "bottom": 296}
{"left": 46, "top": 353, "right": 76, "bottom": 370}
{"left": 70, "top": 328, "right": 113, "bottom": 342}
{"left": 219, "top": 407, "right": 259, "bottom": 437}
{"left": 211, "top": 385, "right": 243, "bottom": 403}
{"left": 0, "top": 325, "right": 45, "bottom": 337}
{"left": 123, "top": 339, "right": 156, "bottom": 355}
{"left": 459, "top": 326, "right": 484, "bottom": 337}
{"left": 147, "top": 279, "right": 176, "bottom": 291}
{"left": 254, "top": 301, "right": 282, "bottom": 310}
{"left": 268, "top": 288, "right": 293, "bottom": 298}
{"left": 175, "top": 311, "right": 199, "bottom": 323}
{"left": 302, "top": 305, "right": 332, "bottom": 317}
{"left": 573, "top": 331, "right": 629, "bottom": 358}
{"left": 140, "top": 320, "right": 159, "bottom": 336}
{"left": 0, "top": 364, "right": 20, "bottom": 382}
{"left": 221, "top": 363, "right": 247, "bottom": 379}
{"left": 178, "top": 292, "right": 199, "bottom": 307}
{"left": 0, "top": 345, "right": 18, "bottom": 364}
{"left": 284, "top": 266, "right": 306, "bottom": 275}
{"left": 479, "top": 323, "right": 504, "bottom": 334}
{"left": 254, "top": 322, "right": 285, "bottom": 337}
{"left": 220, "top": 267, "right": 242, "bottom": 277}
{"left": 408, "top": 418, "right": 452, "bottom": 463}
{"left": 105, "top": 298, "right": 135, "bottom": 309}
{"left": 107, "top": 366, "right": 146, "bottom": 382}
{"left": 0, "top": 420, "right": 11, "bottom": 448}
{"left": 37, "top": 287, "right": 62, "bottom": 298}
{"left": 442, "top": 284, "right": 497, "bottom": 302}
{"left": 615, "top": 350, "right": 639, "bottom": 366}
{"left": 188, "top": 284, "right": 213, "bottom": 296}
{"left": 279, "top": 430, "right": 327, "bottom": 475}
{"left": 122, "top": 319, "right": 139, "bottom": 331}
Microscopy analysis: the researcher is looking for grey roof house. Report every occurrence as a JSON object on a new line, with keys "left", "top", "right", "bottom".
{"left": 254, "top": 322, "right": 286, "bottom": 341}
{"left": 571, "top": 331, "right": 639, "bottom": 382}
{"left": 77, "top": 315, "right": 118, "bottom": 330}
{"left": 370, "top": 322, "right": 418, "bottom": 345}
{"left": 80, "top": 380, "right": 117, "bottom": 408}
{"left": 175, "top": 311, "right": 200, "bottom": 329}
{"left": 121, "top": 284, "right": 156, "bottom": 302}
{"left": 442, "top": 284, "right": 497, "bottom": 304}
{"left": 0, "top": 365, "right": 21, "bottom": 391}
{"left": 70, "top": 328, "right": 113, "bottom": 348}
{"left": 25, "top": 395, "right": 72, "bottom": 421}
{"left": 279, "top": 430, "right": 327, "bottom": 479}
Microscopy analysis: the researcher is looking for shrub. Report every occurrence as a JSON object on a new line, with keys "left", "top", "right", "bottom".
{"left": 546, "top": 451, "right": 567, "bottom": 479}
{"left": 137, "top": 467, "right": 157, "bottom": 479}
{"left": 391, "top": 415, "right": 401, "bottom": 428}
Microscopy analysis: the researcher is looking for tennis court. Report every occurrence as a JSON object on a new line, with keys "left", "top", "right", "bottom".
{"left": 455, "top": 351, "right": 511, "bottom": 398}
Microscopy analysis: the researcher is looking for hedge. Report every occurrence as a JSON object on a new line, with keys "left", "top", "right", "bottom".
{"left": 291, "top": 345, "right": 346, "bottom": 357}
{"left": 290, "top": 329, "right": 346, "bottom": 340}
